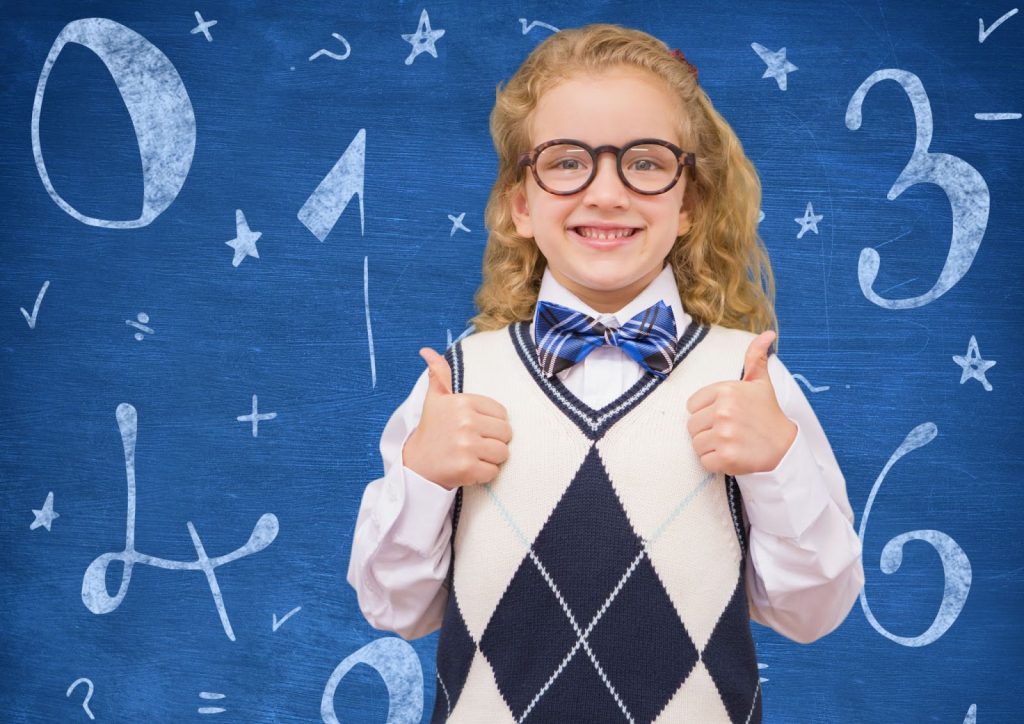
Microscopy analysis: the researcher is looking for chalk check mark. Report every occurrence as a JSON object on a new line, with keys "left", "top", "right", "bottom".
{"left": 272, "top": 606, "right": 301, "bottom": 631}
{"left": 979, "top": 8, "right": 1018, "bottom": 43}
{"left": 20, "top": 280, "right": 50, "bottom": 329}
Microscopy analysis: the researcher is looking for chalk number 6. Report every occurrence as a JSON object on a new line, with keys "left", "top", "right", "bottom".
{"left": 845, "top": 69, "right": 989, "bottom": 309}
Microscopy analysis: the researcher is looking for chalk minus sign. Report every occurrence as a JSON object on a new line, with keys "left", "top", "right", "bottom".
{"left": 974, "top": 113, "right": 1021, "bottom": 120}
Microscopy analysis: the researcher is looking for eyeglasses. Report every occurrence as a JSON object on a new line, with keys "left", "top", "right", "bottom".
{"left": 518, "top": 138, "right": 695, "bottom": 196}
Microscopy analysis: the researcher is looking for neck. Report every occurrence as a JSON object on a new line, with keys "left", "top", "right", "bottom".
{"left": 549, "top": 266, "right": 663, "bottom": 314}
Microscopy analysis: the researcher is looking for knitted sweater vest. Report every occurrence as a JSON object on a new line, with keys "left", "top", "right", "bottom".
{"left": 431, "top": 320, "right": 763, "bottom": 724}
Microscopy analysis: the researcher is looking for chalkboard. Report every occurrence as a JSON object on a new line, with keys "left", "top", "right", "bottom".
{"left": 1, "top": 1, "right": 1021, "bottom": 722}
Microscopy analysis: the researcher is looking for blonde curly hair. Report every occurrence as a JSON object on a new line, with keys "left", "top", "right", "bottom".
{"left": 468, "top": 23, "right": 779, "bottom": 343}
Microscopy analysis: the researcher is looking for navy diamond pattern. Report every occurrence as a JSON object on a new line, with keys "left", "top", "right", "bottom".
{"left": 478, "top": 446, "right": 699, "bottom": 722}
{"left": 430, "top": 589, "right": 476, "bottom": 723}
{"left": 701, "top": 572, "right": 763, "bottom": 723}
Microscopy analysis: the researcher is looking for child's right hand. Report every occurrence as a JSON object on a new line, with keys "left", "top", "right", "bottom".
{"left": 402, "top": 348, "right": 513, "bottom": 490}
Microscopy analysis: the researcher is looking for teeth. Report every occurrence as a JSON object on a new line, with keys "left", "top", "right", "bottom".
{"left": 575, "top": 227, "right": 635, "bottom": 240}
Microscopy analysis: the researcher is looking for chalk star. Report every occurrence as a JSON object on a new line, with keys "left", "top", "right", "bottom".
{"left": 31, "top": 491, "right": 59, "bottom": 532}
{"left": 751, "top": 43, "right": 798, "bottom": 90}
{"left": 237, "top": 394, "right": 277, "bottom": 437}
{"left": 191, "top": 11, "right": 218, "bottom": 42}
{"left": 402, "top": 9, "right": 445, "bottom": 65}
{"left": 226, "top": 209, "right": 262, "bottom": 267}
{"left": 448, "top": 212, "right": 470, "bottom": 237}
{"left": 952, "top": 335, "right": 996, "bottom": 391}
{"left": 794, "top": 202, "right": 823, "bottom": 238}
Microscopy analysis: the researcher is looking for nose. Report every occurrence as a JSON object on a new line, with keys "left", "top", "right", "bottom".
{"left": 581, "top": 154, "right": 629, "bottom": 208}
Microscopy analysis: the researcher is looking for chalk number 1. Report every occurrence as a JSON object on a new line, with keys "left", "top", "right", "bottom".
{"left": 846, "top": 69, "right": 989, "bottom": 309}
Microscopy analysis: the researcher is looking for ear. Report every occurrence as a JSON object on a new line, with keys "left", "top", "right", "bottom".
{"left": 677, "top": 179, "right": 696, "bottom": 236}
{"left": 677, "top": 208, "right": 692, "bottom": 237}
{"left": 509, "top": 184, "right": 534, "bottom": 239}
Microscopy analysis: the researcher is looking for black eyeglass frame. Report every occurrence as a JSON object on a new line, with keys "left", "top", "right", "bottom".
{"left": 517, "top": 138, "right": 696, "bottom": 196}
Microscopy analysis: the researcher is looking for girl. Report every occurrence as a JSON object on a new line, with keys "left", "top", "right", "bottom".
{"left": 348, "top": 24, "right": 863, "bottom": 723}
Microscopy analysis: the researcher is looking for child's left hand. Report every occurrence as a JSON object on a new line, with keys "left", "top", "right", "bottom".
{"left": 685, "top": 330, "right": 798, "bottom": 476}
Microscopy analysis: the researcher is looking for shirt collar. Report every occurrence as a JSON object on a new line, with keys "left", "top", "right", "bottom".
{"left": 532, "top": 264, "right": 691, "bottom": 342}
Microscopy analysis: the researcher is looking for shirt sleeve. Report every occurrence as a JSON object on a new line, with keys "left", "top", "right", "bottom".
{"left": 346, "top": 368, "right": 458, "bottom": 641}
{"left": 734, "top": 354, "right": 866, "bottom": 644}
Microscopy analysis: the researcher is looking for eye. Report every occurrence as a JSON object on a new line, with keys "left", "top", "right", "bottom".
{"left": 630, "top": 158, "right": 663, "bottom": 172}
{"left": 537, "top": 145, "right": 591, "bottom": 174}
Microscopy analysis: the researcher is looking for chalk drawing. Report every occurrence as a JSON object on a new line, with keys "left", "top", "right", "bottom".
{"left": 30, "top": 491, "right": 59, "bottom": 531}
{"left": 978, "top": 8, "right": 1018, "bottom": 42}
{"left": 226, "top": 210, "right": 262, "bottom": 267}
{"left": 952, "top": 335, "right": 996, "bottom": 391}
{"left": 402, "top": 9, "right": 445, "bottom": 65}
{"left": 858, "top": 423, "right": 972, "bottom": 646}
{"left": 448, "top": 212, "right": 470, "bottom": 236}
{"left": 758, "top": 662, "right": 768, "bottom": 683}
{"left": 191, "top": 11, "right": 217, "bottom": 42}
{"left": 81, "top": 403, "right": 280, "bottom": 641}
{"left": 20, "top": 280, "right": 49, "bottom": 330}
{"left": 272, "top": 606, "right": 301, "bottom": 631}
{"left": 127, "top": 312, "right": 153, "bottom": 341}
{"left": 321, "top": 637, "right": 423, "bottom": 724}
{"left": 310, "top": 33, "right": 351, "bottom": 61}
{"left": 237, "top": 394, "right": 277, "bottom": 437}
{"left": 32, "top": 18, "right": 195, "bottom": 229}
{"left": 364, "top": 256, "right": 377, "bottom": 388}
{"left": 846, "top": 69, "right": 990, "bottom": 309}
{"left": 298, "top": 129, "right": 365, "bottom": 241}
{"left": 964, "top": 703, "right": 977, "bottom": 723}
{"left": 794, "top": 202, "right": 823, "bottom": 239}
{"left": 757, "top": 209, "right": 764, "bottom": 224}
{"left": 66, "top": 678, "right": 95, "bottom": 720}
{"left": 792, "top": 373, "right": 830, "bottom": 393}
{"left": 198, "top": 691, "right": 226, "bottom": 715}
{"left": 751, "top": 43, "right": 797, "bottom": 90}
{"left": 974, "top": 112, "right": 1021, "bottom": 120}
{"left": 519, "top": 18, "right": 560, "bottom": 35}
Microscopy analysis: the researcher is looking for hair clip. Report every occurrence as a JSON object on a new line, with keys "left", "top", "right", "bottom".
{"left": 671, "top": 48, "right": 699, "bottom": 82}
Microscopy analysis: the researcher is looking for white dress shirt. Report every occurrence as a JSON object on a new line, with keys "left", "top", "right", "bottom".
{"left": 347, "top": 264, "right": 865, "bottom": 643}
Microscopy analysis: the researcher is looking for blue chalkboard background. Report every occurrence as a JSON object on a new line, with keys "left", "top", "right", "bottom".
{"left": 2, "top": 1, "right": 1021, "bottom": 721}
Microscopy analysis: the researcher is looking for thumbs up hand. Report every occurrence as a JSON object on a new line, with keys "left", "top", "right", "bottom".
{"left": 402, "top": 348, "right": 513, "bottom": 490}
{"left": 684, "top": 331, "right": 797, "bottom": 476}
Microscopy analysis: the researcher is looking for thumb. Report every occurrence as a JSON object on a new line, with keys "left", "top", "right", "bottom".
{"left": 741, "top": 331, "right": 776, "bottom": 382}
{"left": 419, "top": 348, "right": 453, "bottom": 395}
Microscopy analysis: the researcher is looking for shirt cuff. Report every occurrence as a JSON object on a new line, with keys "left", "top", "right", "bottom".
{"left": 388, "top": 465, "right": 458, "bottom": 556}
{"left": 733, "top": 421, "right": 833, "bottom": 539}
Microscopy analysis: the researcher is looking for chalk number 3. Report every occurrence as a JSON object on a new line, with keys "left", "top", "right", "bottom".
{"left": 846, "top": 69, "right": 989, "bottom": 309}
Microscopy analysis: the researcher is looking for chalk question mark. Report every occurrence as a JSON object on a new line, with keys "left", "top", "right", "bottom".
{"left": 66, "top": 678, "right": 95, "bottom": 720}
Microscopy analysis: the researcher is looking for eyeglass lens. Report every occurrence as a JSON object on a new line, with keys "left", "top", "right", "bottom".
{"left": 534, "top": 142, "right": 680, "bottom": 194}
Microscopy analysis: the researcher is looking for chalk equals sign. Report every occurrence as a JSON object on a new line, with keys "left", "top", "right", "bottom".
{"left": 975, "top": 113, "right": 1021, "bottom": 120}
{"left": 198, "top": 692, "right": 227, "bottom": 714}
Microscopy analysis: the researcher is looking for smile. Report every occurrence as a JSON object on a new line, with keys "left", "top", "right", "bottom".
{"left": 571, "top": 226, "right": 639, "bottom": 240}
{"left": 569, "top": 226, "right": 640, "bottom": 250}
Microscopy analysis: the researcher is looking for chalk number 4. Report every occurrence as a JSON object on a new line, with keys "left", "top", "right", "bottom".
{"left": 845, "top": 69, "right": 989, "bottom": 309}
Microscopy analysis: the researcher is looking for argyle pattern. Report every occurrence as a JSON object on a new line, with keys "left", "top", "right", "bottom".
{"left": 433, "top": 322, "right": 762, "bottom": 723}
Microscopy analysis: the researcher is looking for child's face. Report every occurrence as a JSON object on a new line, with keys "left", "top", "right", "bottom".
{"left": 511, "top": 67, "right": 692, "bottom": 314}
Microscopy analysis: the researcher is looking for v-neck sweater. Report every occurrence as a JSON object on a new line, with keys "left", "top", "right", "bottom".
{"left": 430, "top": 320, "right": 763, "bottom": 723}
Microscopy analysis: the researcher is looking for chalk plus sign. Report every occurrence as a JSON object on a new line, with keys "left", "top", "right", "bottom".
{"left": 448, "top": 212, "right": 471, "bottom": 237}
{"left": 236, "top": 395, "right": 277, "bottom": 437}
{"left": 191, "top": 11, "right": 218, "bottom": 42}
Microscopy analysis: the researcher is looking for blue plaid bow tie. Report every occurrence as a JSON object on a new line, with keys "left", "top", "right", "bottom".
{"left": 534, "top": 299, "right": 678, "bottom": 379}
